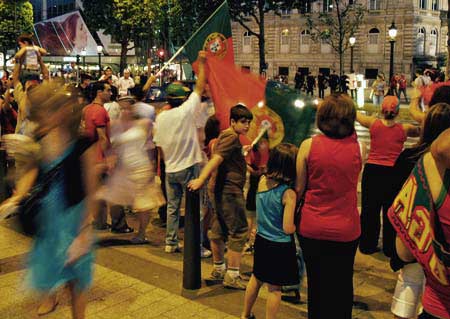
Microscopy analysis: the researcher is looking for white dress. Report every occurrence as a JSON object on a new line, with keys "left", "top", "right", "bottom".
{"left": 97, "top": 121, "right": 165, "bottom": 211}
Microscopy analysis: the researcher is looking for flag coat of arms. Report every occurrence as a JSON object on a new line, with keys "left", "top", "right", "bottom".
{"left": 184, "top": 1, "right": 316, "bottom": 149}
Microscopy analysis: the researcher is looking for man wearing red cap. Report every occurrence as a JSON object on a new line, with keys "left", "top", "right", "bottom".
{"left": 356, "top": 96, "right": 420, "bottom": 257}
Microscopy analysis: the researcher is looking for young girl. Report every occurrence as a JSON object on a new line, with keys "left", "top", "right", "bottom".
{"left": 241, "top": 143, "right": 298, "bottom": 319}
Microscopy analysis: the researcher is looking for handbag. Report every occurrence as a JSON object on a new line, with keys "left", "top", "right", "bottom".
{"left": 18, "top": 163, "right": 62, "bottom": 236}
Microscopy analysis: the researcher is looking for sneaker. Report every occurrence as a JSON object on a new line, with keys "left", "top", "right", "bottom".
{"left": 209, "top": 268, "right": 226, "bottom": 281}
{"left": 165, "top": 244, "right": 182, "bottom": 253}
{"left": 200, "top": 247, "right": 212, "bottom": 258}
{"left": 223, "top": 273, "right": 247, "bottom": 290}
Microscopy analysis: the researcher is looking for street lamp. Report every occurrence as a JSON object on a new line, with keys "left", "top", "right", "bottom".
{"left": 388, "top": 22, "right": 397, "bottom": 95}
{"left": 81, "top": 48, "right": 86, "bottom": 70}
{"left": 349, "top": 36, "right": 356, "bottom": 73}
{"left": 97, "top": 45, "right": 103, "bottom": 78}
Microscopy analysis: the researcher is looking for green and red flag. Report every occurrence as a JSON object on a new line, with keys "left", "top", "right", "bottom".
{"left": 184, "top": 1, "right": 316, "bottom": 149}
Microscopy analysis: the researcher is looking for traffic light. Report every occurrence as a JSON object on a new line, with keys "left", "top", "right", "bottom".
{"left": 158, "top": 49, "right": 165, "bottom": 62}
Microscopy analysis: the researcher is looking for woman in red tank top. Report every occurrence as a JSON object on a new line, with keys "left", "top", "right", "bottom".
{"left": 357, "top": 96, "right": 420, "bottom": 257}
{"left": 296, "top": 94, "right": 361, "bottom": 319}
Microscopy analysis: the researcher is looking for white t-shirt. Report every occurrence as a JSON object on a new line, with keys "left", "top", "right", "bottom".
{"left": 104, "top": 101, "right": 121, "bottom": 120}
{"left": 118, "top": 77, "right": 135, "bottom": 96}
{"left": 154, "top": 92, "right": 203, "bottom": 173}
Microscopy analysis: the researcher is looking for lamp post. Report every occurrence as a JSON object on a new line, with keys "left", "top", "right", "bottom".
{"left": 81, "top": 48, "right": 86, "bottom": 70}
{"left": 97, "top": 45, "right": 103, "bottom": 78}
{"left": 388, "top": 22, "right": 397, "bottom": 95}
{"left": 349, "top": 36, "right": 356, "bottom": 73}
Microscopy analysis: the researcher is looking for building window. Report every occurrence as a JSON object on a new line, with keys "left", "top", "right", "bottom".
{"left": 419, "top": 0, "right": 427, "bottom": 9}
{"left": 323, "top": 0, "right": 333, "bottom": 12}
{"left": 299, "top": 1, "right": 311, "bottom": 13}
{"left": 368, "top": 28, "right": 380, "bottom": 53}
{"left": 280, "top": 9, "right": 292, "bottom": 15}
{"left": 432, "top": 0, "right": 439, "bottom": 10}
{"left": 280, "top": 29, "right": 290, "bottom": 53}
{"left": 430, "top": 29, "right": 438, "bottom": 56}
{"left": 416, "top": 27, "right": 426, "bottom": 55}
{"left": 320, "top": 38, "right": 332, "bottom": 54}
{"left": 369, "top": 0, "right": 381, "bottom": 10}
{"left": 300, "top": 30, "right": 311, "bottom": 53}
{"left": 243, "top": 31, "right": 252, "bottom": 54}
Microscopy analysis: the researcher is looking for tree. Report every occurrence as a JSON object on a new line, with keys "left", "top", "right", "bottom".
{"left": 82, "top": 0, "right": 158, "bottom": 74}
{"left": 306, "top": 0, "right": 365, "bottom": 77}
{"left": 0, "top": 0, "right": 34, "bottom": 68}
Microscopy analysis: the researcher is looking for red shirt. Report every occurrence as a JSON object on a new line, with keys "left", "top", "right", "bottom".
{"left": 299, "top": 134, "right": 362, "bottom": 242}
{"left": 82, "top": 103, "right": 110, "bottom": 162}
{"left": 367, "top": 120, "right": 406, "bottom": 167}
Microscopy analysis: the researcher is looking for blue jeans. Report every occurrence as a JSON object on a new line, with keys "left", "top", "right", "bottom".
{"left": 165, "top": 164, "right": 199, "bottom": 246}
{"left": 372, "top": 94, "right": 384, "bottom": 106}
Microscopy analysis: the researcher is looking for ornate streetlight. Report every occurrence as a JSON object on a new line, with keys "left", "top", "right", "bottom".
{"left": 388, "top": 22, "right": 397, "bottom": 94}
{"left": 349, "top": 36, "right": 356, "bottom": 73}
{"left": 97, "top": 45, "right": 103, "bottom": 78}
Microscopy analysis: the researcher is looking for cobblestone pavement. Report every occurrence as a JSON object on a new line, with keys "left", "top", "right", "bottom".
{"left": 0, "top": 211, "right": 399, "bottom": 319}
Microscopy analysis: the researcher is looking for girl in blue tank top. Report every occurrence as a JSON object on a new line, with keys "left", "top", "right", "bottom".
{"left": 241, "top": 143, "right": 299, "bottom": 319}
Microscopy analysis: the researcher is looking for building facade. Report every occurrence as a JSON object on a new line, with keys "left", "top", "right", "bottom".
{"left": 232, "top": 0, "right": 449, "bottom": 82}
{"left": 30, "top": 0, "right": 82, "bottom": 22}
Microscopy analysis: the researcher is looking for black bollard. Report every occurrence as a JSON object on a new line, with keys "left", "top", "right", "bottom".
{"left": 0, "top": 149, "right": 7, "bottom": 202}
{"left": 183, "top": 189, "right": 201, "bottom": 290}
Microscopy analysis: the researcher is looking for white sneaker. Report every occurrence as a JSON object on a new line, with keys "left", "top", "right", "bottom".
{"left": 165, "top": 244, "right": 182, "bottom": 253}
{"left": 200, "top": 247, "right": 212, "bottom": 258}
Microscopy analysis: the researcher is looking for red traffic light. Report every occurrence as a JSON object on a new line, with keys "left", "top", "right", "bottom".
{"left": 158, "top": 49, "right": 165, "bottom": 57}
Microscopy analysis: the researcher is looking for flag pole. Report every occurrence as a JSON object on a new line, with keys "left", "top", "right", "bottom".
{"left": 156, "top": 1, "right": 228, "bottom": 76}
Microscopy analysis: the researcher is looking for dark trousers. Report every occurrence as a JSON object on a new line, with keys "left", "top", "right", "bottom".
{"left": 300, "top": 236, "right": 359, "bottom": 319}
{"left": 398, "top": 88, "right": 408, "bottom": 103}
{"left": 360, "top": 163, "right": 397, "bottom": 257}
{"left": 158, "top": 156, "right": 167, "bottom": 222}
{"left": 318, "top": 87, "right": 325, "bottom": 99}
{"left": 306, "top": 87, "right": 314, "bottom": 96}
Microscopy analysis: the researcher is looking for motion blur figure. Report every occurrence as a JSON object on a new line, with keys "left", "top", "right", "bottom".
{"left": 0, "top": 80, "right": 97, "bottom": 319}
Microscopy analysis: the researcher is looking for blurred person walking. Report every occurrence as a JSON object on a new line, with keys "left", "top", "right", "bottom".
{"left": 0, "top": 81, "right": 97, "bottom": 319}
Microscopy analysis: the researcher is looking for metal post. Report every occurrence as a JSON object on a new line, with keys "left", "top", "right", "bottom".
{"left": 350, "top": 46, "right": 354, "bottom": 73}
{"left": 183, "top": 189, "right": 201, "bottom": 290}
{"left": 389, "top": 40, "right": 395, "bottom": 95}
{"left": 83, "top": 56, "right": 86, "bottom": 70}
{"left": 98, "top": 53, "right": 102, "bottom": 78}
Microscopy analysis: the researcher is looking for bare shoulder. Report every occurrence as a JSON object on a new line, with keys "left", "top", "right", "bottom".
{"left": 282, "top": 188, "right": 297, "bottom": 203}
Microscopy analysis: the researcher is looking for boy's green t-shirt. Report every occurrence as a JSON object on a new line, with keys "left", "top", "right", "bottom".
{"left": 213, "top": 127, "right": 246, "bottom": 195}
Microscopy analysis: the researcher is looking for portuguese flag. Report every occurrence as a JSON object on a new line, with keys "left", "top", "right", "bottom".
{"left": 184, "top": 1, "right": 316, "bottom": 148}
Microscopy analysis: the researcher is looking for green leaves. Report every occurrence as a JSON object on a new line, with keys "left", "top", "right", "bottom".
{"left": 0, "top": 0, "right": 33, "bottom": 55}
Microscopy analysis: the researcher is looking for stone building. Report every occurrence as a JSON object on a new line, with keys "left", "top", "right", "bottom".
{"left": 232, "top": 0, "right": 449, "bottom": 82}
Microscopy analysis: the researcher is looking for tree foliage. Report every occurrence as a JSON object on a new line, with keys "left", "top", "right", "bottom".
{"left": 0, "top": 0, "right": 34, "bottom": 67}
{"left": 81, "top": 0, "right": 157, "bottom": 73}
{"left": 306, "top": 0, "right": 365, "bottom": 76}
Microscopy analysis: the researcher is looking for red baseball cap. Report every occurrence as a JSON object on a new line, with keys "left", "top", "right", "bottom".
{"left": 381, "top": 96, "right": 400, "bottom": 114}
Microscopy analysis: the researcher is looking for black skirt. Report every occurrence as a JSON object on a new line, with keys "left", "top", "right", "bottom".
{"left": 253, "top": 233, "right": 299, "bottom": 286}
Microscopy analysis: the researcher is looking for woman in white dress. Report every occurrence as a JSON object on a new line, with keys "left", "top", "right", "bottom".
{"left": 98, "top": 96, "right": 165, "bottom": 243}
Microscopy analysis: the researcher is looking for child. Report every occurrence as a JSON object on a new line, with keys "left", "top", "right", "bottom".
{"left": 15, "top": 34, "right": 47, "bottom": 86}
{"left": 188, "top": 104, "right": 253, "bottom": 290}
{"left": 241, "top": 143, "right": 299, "bottom": 319}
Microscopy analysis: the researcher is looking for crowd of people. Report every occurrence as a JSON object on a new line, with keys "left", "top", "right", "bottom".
{"left": 0, "top": 34, "right": 449, "bottom": 319}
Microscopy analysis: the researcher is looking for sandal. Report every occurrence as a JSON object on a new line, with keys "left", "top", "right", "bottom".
{"left": 130, "top": 237, "right": 150, "bottom": 245}
{"left": 37, "top": 296, "right": 58, "bottom": 316}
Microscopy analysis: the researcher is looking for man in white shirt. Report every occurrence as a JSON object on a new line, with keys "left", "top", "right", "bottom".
{"left": 99, "top": 67, "right": 119, "bottom": 87}
{"left": 118, "top": 69, "right": 135, "bottom": 96}
{"left": 153, "top": 51, "right": 206, "bottom": 253}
